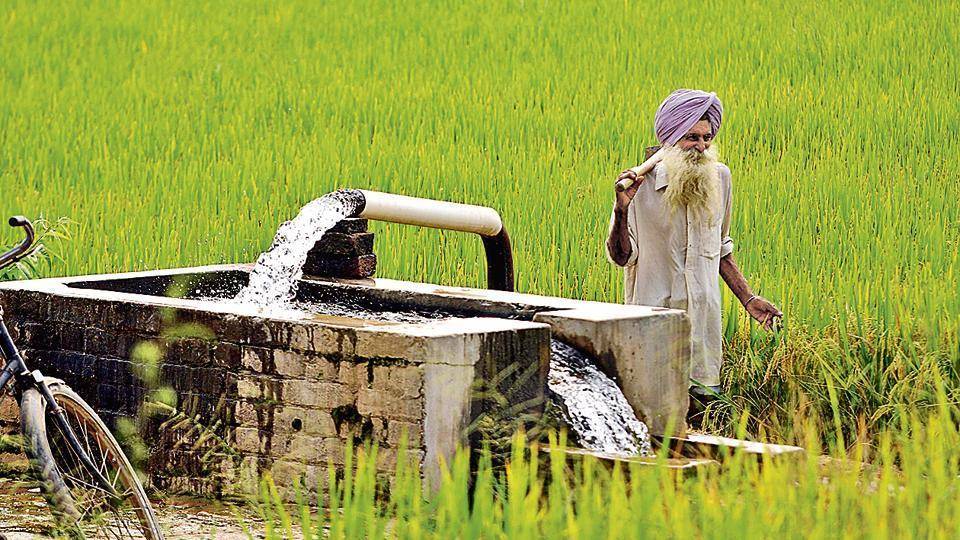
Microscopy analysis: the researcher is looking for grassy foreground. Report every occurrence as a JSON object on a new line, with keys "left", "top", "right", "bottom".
{"left": 251, "top": 406, "right": 960, "bottom": 539}
{"left": 1, "top": 1, "right": 958, "bottom": 436}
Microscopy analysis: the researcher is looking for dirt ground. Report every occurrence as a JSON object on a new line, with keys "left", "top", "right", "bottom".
{"left": 0, "top": 453, "right": 288, "bottom": 540}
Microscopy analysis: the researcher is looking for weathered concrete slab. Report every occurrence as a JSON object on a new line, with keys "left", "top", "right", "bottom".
{"left": 664, "top": 433, "right": 805, "bottom": 459}
{"left": 543, "top": 447, "right": 718, "bottom": 472}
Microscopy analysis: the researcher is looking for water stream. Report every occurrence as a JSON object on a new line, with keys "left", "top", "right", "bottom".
{"left": 548, "top": 340, "right": 653, "bottom": 457}
{"left": 234, "top": 191, "right": 363, "bottom": 306}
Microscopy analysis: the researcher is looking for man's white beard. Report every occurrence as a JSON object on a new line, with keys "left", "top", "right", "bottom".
{"left": 661, "top": 144, "right": 720, "bottom": 218}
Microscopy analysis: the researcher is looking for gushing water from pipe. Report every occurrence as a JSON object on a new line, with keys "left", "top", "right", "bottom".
{"left": 235, "top": 191, "right": 364, "bottom": 307}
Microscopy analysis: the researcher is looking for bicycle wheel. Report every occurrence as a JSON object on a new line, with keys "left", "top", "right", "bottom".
{"left": 20, "top": 379, "right": 164, "bottom": 539}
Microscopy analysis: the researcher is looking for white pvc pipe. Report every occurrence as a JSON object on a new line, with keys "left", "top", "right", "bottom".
{"left": 615, "top": 147, "right": 668, "bottom": 192}
{"left": 357, "top": 190, "right": 504, "bottom": 237}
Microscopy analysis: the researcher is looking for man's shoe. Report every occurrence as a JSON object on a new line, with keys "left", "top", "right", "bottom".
{"left": 689, "top": 384, "right": 722, "bottom": 399}
{"left": 687, "top": 385, "right": 723, "bottom": 430}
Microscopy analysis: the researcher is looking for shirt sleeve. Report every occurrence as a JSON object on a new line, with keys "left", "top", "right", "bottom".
{"left": 719, "top": 164, "right": 735, "bottom": 258}
{"left": 606, "top": 206, "right": 639, "bottom": 267}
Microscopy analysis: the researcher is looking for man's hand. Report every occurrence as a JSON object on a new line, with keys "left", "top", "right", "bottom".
{"left": 745, "top": 296, "right": 783, "bottom": 332}
{"left": 615, "top": 170, "right": 642, "bottom": 212}
{"left": 607, "top": 169, "right": 643, "bottom": 266}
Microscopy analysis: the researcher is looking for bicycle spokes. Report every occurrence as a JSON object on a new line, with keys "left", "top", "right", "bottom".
{"left": 47, "top": 403, "right": 145, "bottom": 537}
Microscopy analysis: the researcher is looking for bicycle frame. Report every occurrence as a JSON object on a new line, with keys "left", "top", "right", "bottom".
{"left": 0, "top": 218, "right": 119, "bottom": 498}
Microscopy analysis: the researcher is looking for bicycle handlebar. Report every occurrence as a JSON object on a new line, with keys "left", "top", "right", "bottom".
{"left": 0, "top": 216, "right": 36, "bottom": 271}
{"left": 8, "top": 216, "right": 28, "bottom": 228}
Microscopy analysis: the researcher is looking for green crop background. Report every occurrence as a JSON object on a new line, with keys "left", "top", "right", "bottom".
{"left": 3, "top": 2, "right": 960, "bottom": 537}
{"left": 1, "top": 0, "right": 959, "bottom": 438}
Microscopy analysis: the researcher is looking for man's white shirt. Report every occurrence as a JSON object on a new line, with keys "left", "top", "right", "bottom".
{"left": 608, "top": 162, "right": 734, "bottom": 386}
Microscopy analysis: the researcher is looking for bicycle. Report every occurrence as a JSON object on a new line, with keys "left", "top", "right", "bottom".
{"left": 0, "top": 216, "right": 163, "bottom": 539}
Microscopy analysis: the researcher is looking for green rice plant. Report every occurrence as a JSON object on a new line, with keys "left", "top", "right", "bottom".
{"left": 1, "top": 0, "right": 958, "bottom": 439}
{"left": 247, "top": 399, "right": 960, "bottom": 539}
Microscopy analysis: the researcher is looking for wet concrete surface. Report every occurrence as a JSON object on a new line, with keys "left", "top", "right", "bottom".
{"left": 0, "top": 454, "right": 294, "bottom": 539}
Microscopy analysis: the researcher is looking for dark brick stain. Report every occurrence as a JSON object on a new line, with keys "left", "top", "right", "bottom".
{"left": 331, "top": 404, "right": 373, "bottom": 446}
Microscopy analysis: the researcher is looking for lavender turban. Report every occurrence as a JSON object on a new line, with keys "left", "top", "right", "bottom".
{"left": 654, "top": 89, "right": 723, "bottom": 146}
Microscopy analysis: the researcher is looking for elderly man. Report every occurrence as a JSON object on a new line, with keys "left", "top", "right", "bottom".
{"left": 606, "top": 89, "right": 782, "bottom": 400}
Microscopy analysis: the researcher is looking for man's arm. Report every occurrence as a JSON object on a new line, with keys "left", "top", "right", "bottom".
{"left": 606, "top": 207, "right": 633, "bottom": 266}
{"left": 720, "top": 254, "right": 783, "bottom": 331}
{"left": 719, "top": 254, "right": 753, "bottom": 305}
{"left": 606, "top": 169, "right": 643, "bottom": 266}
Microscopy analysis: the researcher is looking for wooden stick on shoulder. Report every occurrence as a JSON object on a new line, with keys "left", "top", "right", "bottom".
{"left": 615, "top": 146, "right": 666, "bottom": 192}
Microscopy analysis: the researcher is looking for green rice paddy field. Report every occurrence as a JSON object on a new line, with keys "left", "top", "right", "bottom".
{"left": 2, "top": 1, "right": 960, "bottom": 536}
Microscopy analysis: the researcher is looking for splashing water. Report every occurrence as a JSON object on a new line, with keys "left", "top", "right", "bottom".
{"left": 235, "top": 191, "right": 363, "bottom": 307}
{"left": 548, "top": 340, "right": 653, "bottom": 457}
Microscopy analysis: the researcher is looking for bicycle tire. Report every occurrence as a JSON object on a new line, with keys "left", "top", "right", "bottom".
{"left": 20, "top": 378, "right": 164, "bottom": 539}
